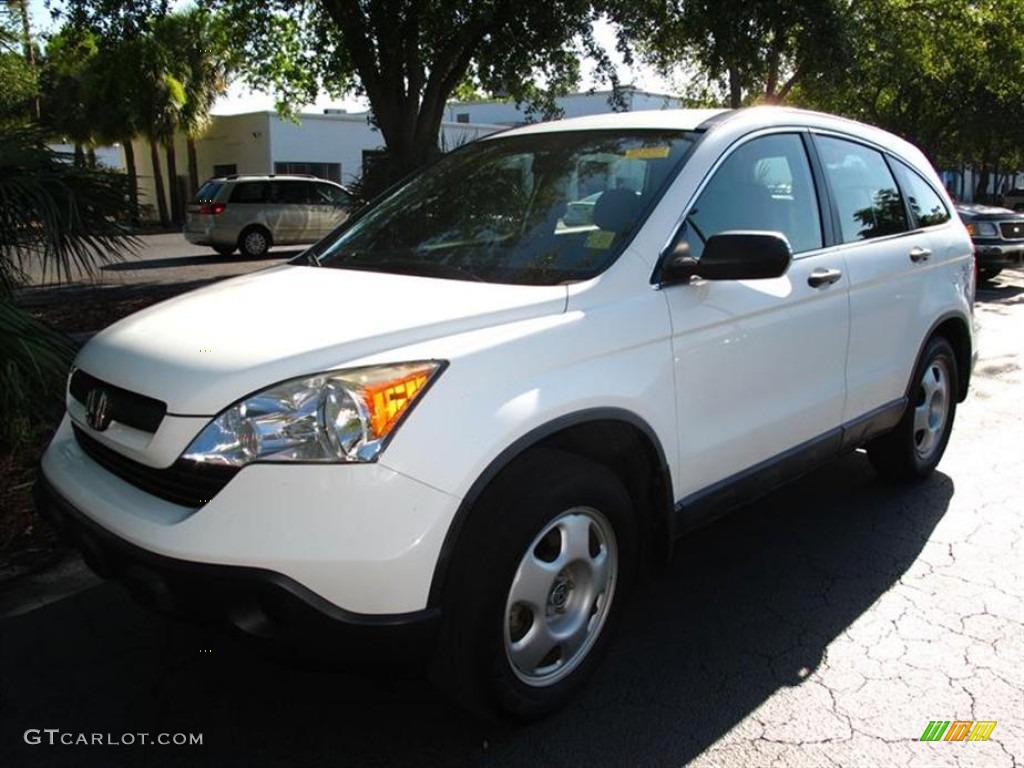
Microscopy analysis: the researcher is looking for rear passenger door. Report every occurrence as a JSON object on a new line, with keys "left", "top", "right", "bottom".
{"left": 266, "top": 180, "right": 315, "bottom": 244}
{"left": 311, "top": 182, "right": 352, "bottom": 237}
{"left": 664, "top": 132, "right": 850, "bottom": 501}
{"left": 812, "top": 134, "right": 947, "bottom": 424}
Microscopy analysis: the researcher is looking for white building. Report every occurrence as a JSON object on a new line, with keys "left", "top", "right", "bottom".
{"left": 129, "top": 110, "right": 502, "bottom": 221}
{"left": 445, "top": 87, "right": 687, "bottom": 126}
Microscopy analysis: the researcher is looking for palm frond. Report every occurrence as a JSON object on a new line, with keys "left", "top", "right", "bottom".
{"left": 0, "top": 125, "right": 139, "bottom": 294}
{"left": 0, "top": 298, "right": 73, "bottom": 448}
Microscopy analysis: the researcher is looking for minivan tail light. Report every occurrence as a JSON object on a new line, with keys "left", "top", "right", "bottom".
{"left": 198, "top": 202, "right": 226, "bottom": 215}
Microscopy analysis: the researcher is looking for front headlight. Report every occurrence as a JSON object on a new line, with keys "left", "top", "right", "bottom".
{"left": 975, "top": 221, "right": 999, "bottom": 237}
{"left": 182, "top": 361, "right": 444, "bottom": 466}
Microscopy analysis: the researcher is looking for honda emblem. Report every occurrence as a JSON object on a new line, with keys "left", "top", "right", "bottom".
{"left": 85, "top": 389, "right": 112, "bottom": 431}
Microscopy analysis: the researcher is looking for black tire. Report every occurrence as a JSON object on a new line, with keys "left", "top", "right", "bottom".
{"left": 213, "top": 245, "right": 235, "bottom": 257}
{"left": 978, "top": 266, "right": 1002, "bottom": 283}
{"left": 432, "top": 449, "right": 637, "bottom": 721}
{"left": 238, "top": 226, "right": 272, "bottom": 258}
{"left": 867, "top": 336, "right": 958, "bottom": 481}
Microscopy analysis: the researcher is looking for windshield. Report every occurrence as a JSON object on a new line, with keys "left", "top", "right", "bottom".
{"left": 309, "top": 130, "right": 699, "bottom": 285}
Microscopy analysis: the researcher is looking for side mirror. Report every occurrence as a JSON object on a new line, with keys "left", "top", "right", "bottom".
{"left": 660, "top": 231, "right": 793, "bottom": 286}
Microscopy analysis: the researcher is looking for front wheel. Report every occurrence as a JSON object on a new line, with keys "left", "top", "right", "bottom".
{"left": 432, "top": 450, "right": 636, "bottom": 720}
{"left": 867, "top": 336, "right": 958, "bottom": 481}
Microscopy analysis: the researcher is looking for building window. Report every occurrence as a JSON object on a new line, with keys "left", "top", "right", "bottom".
{"left": 273, "top": 161, "right": 341, "bottom": 183}
{"left": 212, "top": 163, "right": 237, "bottom": 177}
{"left": 456, "top": 113, "right": 470, "bottom": 124}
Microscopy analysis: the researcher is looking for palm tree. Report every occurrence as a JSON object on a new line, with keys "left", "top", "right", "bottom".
{"left": 175, "top": 9, "right": 234, "bottom": 197}
{"left": 138, "top": 28, "right": 185, "bottom": 228}
{"left": 39, "top": 27, "right": 99, "bottom": 166}
{"left": 85, "top": 36, "right": 146, "bottom": 226}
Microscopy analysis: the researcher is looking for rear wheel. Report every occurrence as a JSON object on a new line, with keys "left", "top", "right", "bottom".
{"left": 238, "top": 226, "right": 271, "bottom": 258}
{"left": 867, "top": 336, "right": 958, "bottom": 481}
{"left": 432, "top": 450, "right": 636, "bottom": 720}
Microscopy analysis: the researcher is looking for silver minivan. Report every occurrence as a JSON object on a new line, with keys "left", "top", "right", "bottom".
{"left": 184, "top": 174, "right": 353, "bottom": 257}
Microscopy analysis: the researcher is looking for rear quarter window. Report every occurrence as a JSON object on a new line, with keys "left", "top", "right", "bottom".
{"left": 891, "top": 161, "right": 951, "bottom": 228}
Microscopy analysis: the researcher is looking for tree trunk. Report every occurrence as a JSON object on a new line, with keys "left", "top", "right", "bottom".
{"left": 123, "top": 138, "right": 140, "bottom": 228}
{"left": 974, "top": 164, "right": 990, "bottom": 203}
{"left": 187, "top": 137, "right": 200, "bottom": 197}
{"left": 16, "top": 1, "right": 40, "bottom": 120}
{"left": 86, "top": 147, "right": 97, "bottom": 169}
{"left": 728, "top": 66, "right": 742, "bottom": 108}
{"left": 149, "top": 139, "right": 169, "bottom": 227}
{"left": 73, "top": 143, "right": 85, "bottom": 167}
{"left": 165, "top": 141, "right": 182, "bottom": 225}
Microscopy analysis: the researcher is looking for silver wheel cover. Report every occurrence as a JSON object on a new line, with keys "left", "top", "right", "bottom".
{"left": 503, "top": 507, "right": 618, "bottom": 687}
{"left": 913, "top": 356, "right": 951, "bottom": 461}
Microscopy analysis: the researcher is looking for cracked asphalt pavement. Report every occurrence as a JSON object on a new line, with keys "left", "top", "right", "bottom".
{"left": 1, "top": 269, "right": 1021, "bottom": 768}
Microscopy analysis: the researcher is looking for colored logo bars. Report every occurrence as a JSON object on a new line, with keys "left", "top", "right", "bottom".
{"left": 920, "top": 721, "right": 997, "bottom": 742}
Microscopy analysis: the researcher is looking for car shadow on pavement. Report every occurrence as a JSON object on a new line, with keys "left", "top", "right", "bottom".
{"left": 975, "top": 271, "right": 1024, "bottom": 304}
{"left": 101, "top": 250, "right": 305, "bottom": 271}
{"left": 0, "top": 452, "right": 952, "bottom": 768}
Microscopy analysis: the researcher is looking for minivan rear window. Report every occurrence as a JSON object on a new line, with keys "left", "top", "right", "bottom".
{"left": 192, "top": 181, "right": 223, "bottom": 204}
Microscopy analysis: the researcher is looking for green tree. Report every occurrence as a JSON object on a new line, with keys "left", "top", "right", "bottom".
{"left": 84, "top": 34, "right": 147, "bottom": 225}
{"left": 39, "top": 26, "right": 100, "bottom": 166}
{"left": 609, "top": 0, "right": 852, "bottom": 108}
{"left": 797, "top": 0, "right": 1024, "bottom": 195}
{"left": 156, "top": 8, "right": 234, "bottom": 199}
{"left": 219, "top": 0, "right": 615, "bottom": 188}
{"left": 0, "top": 10, "right": 37, "bottom": 123}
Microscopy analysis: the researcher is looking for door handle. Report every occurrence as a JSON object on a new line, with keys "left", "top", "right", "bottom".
{"left": 807, "top": 267, "right": 843, "bottom": 287}
{"left": 909, "top": 247, "right": 932, "bottom": 263}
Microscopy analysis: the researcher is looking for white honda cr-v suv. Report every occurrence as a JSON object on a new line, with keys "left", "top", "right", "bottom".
{"left": 37, "top": 107, "right": 976, "bottom": 719}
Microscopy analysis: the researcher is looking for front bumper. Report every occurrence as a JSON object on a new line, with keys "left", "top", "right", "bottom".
{"left": 973, "top": 240, "right": 1024, "bottom": 268}
{"left": 35, "top": 473, "right": 442, "bottom": 659}
{"left": 40, "top": 415, "right": 460, "bottom": 614}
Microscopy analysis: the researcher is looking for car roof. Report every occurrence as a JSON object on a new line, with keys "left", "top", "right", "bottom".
{"left": 492, "top": 106, "right": 932, "bottom": 176}
{"left": 211, "top": 174, "right": 344, "bottom": 184}
{"left": 493, "top": 108, "right": 731, "bottom": 136}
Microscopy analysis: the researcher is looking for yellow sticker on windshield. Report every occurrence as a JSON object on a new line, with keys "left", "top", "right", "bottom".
{"left": 586, "top": 230, "right": 616, "bottom": 249}
{"left": 625, "top": 146, "right": 671, "bottom": 159}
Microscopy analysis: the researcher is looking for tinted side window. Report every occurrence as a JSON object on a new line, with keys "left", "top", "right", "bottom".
{"left": 229, "top": 182, "right": 268, "bottom": 204}
{"left": 817, "top": 136, "right": 907, "bottom": 243}
{"left": 685, "top": 134, "right": 822, "bottom": 258}
{"left": 270, "top": 181, "right": 313, "bottom": 204}
{"left": 891, "top": 161, "right": 950, "bottom": 228}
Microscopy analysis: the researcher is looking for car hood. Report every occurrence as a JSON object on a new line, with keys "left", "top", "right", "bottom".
{"left": 75, "top": 265, "right": 567, "bottom": 414}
